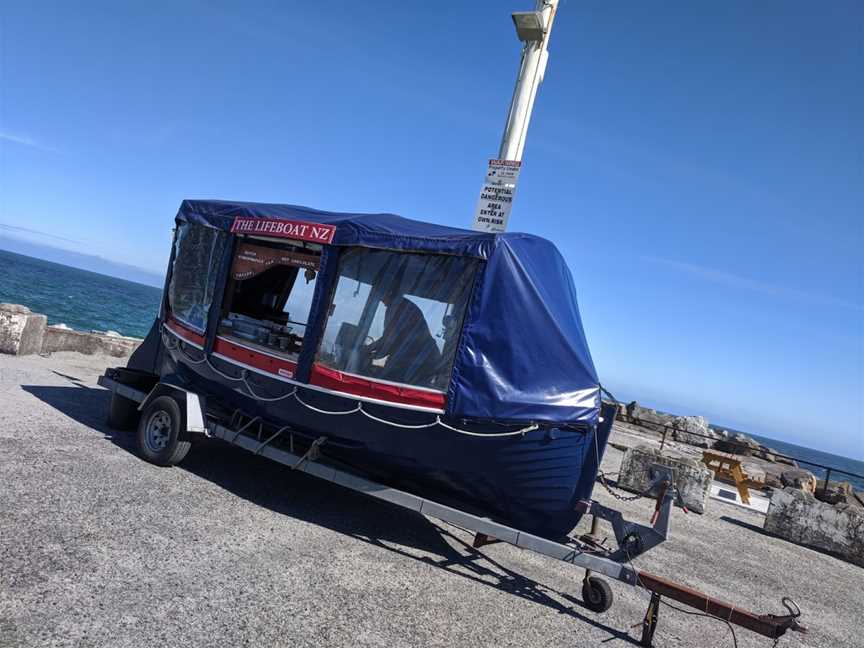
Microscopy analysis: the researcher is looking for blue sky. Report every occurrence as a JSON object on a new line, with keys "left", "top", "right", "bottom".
{"left": 1, "top": 1, "right": 861, "bottom": 457}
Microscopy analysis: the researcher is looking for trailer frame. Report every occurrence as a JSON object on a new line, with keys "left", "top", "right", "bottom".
{"left": 97, "top": 374, "right": 806, "bottom": 646}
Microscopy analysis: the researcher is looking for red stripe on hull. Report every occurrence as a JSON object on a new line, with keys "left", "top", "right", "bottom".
{"left": 165, "top": 316, "right": 205, "bottom": 346}
{"left": 164, "top": 318, "right": 443, "bottom": 410}
{"left": 213, "top": 337, "right": 298, "bottom": 380}
{"left": 310, "top": 363, "right": 446, "bottom": 410}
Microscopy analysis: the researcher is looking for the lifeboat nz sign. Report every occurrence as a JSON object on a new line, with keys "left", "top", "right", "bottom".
{"left": 231, "top": 217, "right": 336, "bottom": 244}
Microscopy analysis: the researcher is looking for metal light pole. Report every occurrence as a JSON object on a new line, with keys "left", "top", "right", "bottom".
{"left": 472, "top": 0, "right": 559, "bottom": 233}
{"left": 499, "top": 0, "right": 559, "bottom": 161}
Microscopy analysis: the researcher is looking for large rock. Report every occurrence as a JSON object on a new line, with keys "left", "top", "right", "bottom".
{"left": 815, "top": 481, "right": 855, "bottom": 506}
{"left": 617, "top": 445, "right": 713, "bottom": 514}
{"left": 763, "top": 463, "right": 787, "bottom": 489}
{"left": 0, "top": 303, "right": 47, "bottom": 355}
{"left": 671, "top": 415, "right": 717, "bottom": 448}
{"left": 764, "top": 488, "right": 864, "bottom": 567}
{"left": 714, "top": 432, "right": 762, "bottom": 456}
{"left": 780, "top": 468, "right": 818, "bottom": 494}
{"left": 628, "top": 404, "right": 673, "bottom": 433}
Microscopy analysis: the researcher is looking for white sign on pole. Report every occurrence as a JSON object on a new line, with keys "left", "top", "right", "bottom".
{"left": 472, "top": 159, "right": 522, "bottom": 233}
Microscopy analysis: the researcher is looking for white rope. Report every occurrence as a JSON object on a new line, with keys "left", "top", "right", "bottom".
{"left": 358, "top": 407, "right": 439, "bottom": 429}
{"left": 293, "top": 391, "right": 362, "bottom": 415}
{"left": 243, "top": 379, "right": 297, "bottom": 402}
{"left": 166, "top": 330, "right": 545, "bottom": 438}
{"left": 435, "top": 417, "right": 539, "bottom": 437}
{"left": 162, "top": 331, "right": 207, "bottom": 365}
{"left": 205, "top": 356, "right": 244, "bottom": 382}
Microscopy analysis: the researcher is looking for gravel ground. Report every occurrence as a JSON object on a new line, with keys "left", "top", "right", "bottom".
{"left": 0, "top": 352, "right": 860, "bottom": 648}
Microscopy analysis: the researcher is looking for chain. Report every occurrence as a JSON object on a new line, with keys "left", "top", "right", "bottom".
{"left": 597, "top": 471, "right": 644, "bottom": 502}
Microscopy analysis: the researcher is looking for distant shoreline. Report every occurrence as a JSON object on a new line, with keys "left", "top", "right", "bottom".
{"left": 0, "top": 238, "right": 164, "bottom": 288}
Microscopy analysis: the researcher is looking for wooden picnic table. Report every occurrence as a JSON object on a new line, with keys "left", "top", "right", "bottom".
{"left": 702, "top": 449, "right": 752, "bottom": 505}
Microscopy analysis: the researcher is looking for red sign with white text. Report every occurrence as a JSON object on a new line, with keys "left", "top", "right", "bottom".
{"left": 230, "top": 217, "right": 336, "bottom": 244}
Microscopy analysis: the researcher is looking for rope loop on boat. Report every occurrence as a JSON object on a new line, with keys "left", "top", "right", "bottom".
{"left": 166, "top": 331, "right": 542, "bottom": 438}
{"left": 294, "top": 391, "right": 362, "bottom": 415}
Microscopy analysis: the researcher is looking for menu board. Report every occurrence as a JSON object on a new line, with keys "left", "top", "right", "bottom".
{"left": 230, "top": 242, "right": 321, "bottom": 281}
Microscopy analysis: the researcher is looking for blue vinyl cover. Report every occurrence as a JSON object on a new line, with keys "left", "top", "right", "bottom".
{"left": 177, "top": 200, "right": 600, "bottom": 426}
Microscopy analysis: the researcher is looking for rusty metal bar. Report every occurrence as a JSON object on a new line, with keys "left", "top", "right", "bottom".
{"left": 635, "top": 571, "right": 806, "bottom": 639}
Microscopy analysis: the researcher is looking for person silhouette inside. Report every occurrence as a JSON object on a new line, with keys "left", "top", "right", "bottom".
{"left": 365, "top": 293, "right": 441, "bottom": 387}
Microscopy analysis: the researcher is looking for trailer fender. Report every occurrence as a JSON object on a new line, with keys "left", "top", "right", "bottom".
{"left": 138, "top": 383, "right": 207, "bottom": 436}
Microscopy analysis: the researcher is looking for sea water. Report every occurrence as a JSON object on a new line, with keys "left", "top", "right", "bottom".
{"left": 748, "top": 432, "right": 864, "bottom": 492}
{"left": 0, "top": 249, "right": 162, "bottom": 339}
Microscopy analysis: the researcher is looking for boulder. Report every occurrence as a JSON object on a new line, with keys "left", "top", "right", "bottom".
{"left": 763, "top": 463, "right": 786, "bottom": 489}
{"left": 774, "top": 455, "right": 798, "bottom": 467}
{"left": 714, "top": 432, "right": 762, "bottom": 457}
{"left": 815, "top": 481, "right": 854, "bottom": 506}
{"left": 752, "top": 445, "right": 777, "bottom": 462}
{"left": 764, "top": 488, "right": 864, "bottom": 567}
{"left": 628, "top": 405, "right": 673, "bottom": 433}
{"left": 670, "top": 415, "right": 716, "bottom": 448}
{"left": 616, "top": 445, "right": 713, "bottom": 514}
{"left": 780, "top": 468, "right": 817, "bottom": 494}
{"left": 0, "top": 303, "right": 47, "bottom": 355}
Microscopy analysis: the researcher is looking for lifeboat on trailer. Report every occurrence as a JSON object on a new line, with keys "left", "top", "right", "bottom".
{"left": 125, "top": 199, "right": 613, "bottom": 539}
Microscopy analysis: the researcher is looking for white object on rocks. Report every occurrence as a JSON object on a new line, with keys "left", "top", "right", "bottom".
{"left": 616, "top": 445, "right": 714, "bottom": 514}
{"left": 765, "top": 487, "right": 864, "bottom": 567}
{"left": 0, "top": 303, "right": 47, "bottom": 356}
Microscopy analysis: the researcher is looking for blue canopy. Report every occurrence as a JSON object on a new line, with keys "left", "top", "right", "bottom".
{"left": 176, "top": 199, "right": 600, "bottom": 425}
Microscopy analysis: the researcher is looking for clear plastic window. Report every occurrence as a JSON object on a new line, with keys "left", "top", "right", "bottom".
{"left": 168, "top": 223, "right": 227, "bottom": 332}
{"left": 218, "top": 240, "right": 321, "bottom": 361}
{"left": 317, "top": 248, "right": 478, "bottom": 390}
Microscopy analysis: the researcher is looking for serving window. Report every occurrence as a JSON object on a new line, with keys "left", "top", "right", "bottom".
{"left": 218, "top": 239, "right": 322, "bottom": 361}
{"left": 168, "top": 223, "right": 228, "bottom": 333}
{"left": 316, "top": 248, "right": 478, "bottom": 391}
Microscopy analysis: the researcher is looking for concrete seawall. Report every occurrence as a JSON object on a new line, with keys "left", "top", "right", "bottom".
{"left": 0, "top": 303, "right": 141, "bottom": 358}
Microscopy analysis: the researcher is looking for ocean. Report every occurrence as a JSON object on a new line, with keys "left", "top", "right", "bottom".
{"left": 2, "top": 248, "right": 862, "bottom": 489}
{"left": 747, "top": 432, "right": 864, "bottom": 492}
{"left": 0, "top": 249, "right": 162, "bottom": 339}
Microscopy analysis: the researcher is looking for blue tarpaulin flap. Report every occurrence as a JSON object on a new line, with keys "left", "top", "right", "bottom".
{"left": 447, "top": 235, "right": 599, "bottom": 424}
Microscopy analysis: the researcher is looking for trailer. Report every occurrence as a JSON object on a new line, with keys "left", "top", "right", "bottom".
{"left": 98, "top": 369, "right": 806, "bottom": 647}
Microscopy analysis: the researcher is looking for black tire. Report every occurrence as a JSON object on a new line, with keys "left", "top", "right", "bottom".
{"left": 582, "top": 576, "right": 614, "bottom": 613}
{"left": 136, "top": 395, "right": 191, "bottom": 466}
{"left": 107, "top": 392, "right": 139, "bottom": 430}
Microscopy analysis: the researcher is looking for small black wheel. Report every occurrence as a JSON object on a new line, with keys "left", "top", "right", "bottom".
{"left": 582, "top": 576, "right": 614, "bottom": 613}
{"left": 107, "top": 392, "right": 139, "bottom": 430}
{"left": 136, "top": 395, "right": 191, "bottom": 466}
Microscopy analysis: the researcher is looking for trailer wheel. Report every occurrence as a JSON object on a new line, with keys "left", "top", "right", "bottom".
{"left": 107, "top": 392, "right": 139, "bottom": 430}
{"left": 582, "top": 576, "right": 613, "bottom": 613}
{"left": 136, "top": 395, "right": 191, "bottom": 466}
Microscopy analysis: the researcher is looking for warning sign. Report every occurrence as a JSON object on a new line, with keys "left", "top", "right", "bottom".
{"left": 472, "top": 159, "right": 522, "bottom": 233}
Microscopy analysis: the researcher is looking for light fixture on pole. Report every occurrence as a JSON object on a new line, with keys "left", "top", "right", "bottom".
{"left": 511, "top": 11, "right": 546, "bottom": 42}
{"left": 499, "top": 0, "right": 559, "bottom": 162}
